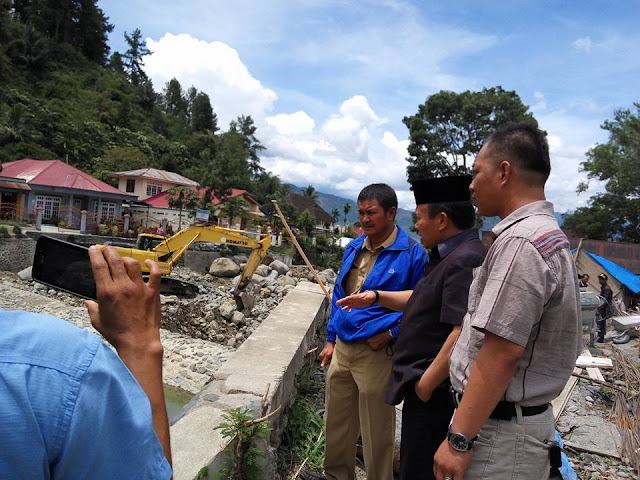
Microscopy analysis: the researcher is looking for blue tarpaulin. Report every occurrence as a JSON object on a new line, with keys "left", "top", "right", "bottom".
{"left": 580, "top": 250, "right": 640, "bottom": 294}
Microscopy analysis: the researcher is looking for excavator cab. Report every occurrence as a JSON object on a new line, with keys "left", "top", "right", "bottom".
{"left": 136, "top": 233, "right": 165, "bottom": 251}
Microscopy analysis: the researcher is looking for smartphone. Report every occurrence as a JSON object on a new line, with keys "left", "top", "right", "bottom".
{"left": 32, "top": 236, "right": 97, "bottom": 301}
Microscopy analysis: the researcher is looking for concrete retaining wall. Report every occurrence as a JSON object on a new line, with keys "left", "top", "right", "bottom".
{"left": 0, "top": 238, "right": 36, "bottom": 272}
{"left": 169, "top": 281, "right": 329, "bottom": 480}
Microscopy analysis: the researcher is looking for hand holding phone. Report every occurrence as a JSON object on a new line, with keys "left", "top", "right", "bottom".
{"left": 32, "top": 236, "right": 97, "bottom": 300}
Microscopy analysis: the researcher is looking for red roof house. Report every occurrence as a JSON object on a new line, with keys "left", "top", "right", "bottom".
{"left": 0, "top": 159, "right": 135, "bottom": 225}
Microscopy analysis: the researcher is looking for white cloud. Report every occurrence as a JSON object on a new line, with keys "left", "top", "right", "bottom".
{"left": 572, "top": 36, "right": 594, "bottom": 53}
{"left": 532, "top": 91, "right": 546, "bottom": 111}
{"left": 261, "top": 98, "right": 414, "bottom": 207}
{"left": 144, "top": 33, "right": 277, "bottom": 128}
{"left": 537, "top": 111, "right": 607, "bottom": 213}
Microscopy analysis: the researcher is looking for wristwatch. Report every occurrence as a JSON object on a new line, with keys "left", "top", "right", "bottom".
{"left": 447, "top": 427, "right": 477, "bottom": 452}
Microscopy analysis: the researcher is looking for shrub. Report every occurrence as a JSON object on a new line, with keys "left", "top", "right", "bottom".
{"left": 110, "top": 225, "right": 119, "bottom": 237}
{"left": 12, "top": 225, "right": 22, "bottom": 236}
{"left": 97, "top": 224, "right": 109, "bottom": 236}
{"left": 0, "top": 226, "right": 10, "bottom": 238}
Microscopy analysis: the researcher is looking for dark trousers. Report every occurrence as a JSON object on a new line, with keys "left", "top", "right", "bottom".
{"left": 400, "top": 386, "right": 455, "bottom": 480}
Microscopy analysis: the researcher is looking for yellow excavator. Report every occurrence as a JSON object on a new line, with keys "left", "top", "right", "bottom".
{"left": 110, "top": 224, "right": 272, "bottom": 309}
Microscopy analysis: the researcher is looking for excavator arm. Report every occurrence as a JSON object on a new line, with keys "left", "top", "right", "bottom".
{"left": 111, "top": 224, "right": 272, "bottom": 306}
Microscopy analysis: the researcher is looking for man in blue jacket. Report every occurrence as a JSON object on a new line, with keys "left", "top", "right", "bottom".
{"left": 319, "top": 183, "right": 426, "bottom": 480}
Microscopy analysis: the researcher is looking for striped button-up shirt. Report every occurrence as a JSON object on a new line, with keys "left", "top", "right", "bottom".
{"left": 449, "top": 201, "right": 582, "bottom": 406}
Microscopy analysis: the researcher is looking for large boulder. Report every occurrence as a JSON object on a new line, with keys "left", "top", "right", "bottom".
{"left": 278, "top": 275, "right": 297, "bottom": 287}
{"left": 218, "top": 299, "right": 237, "bottom": 319}
{"left": 255, "top": 264, "right": 271, "bottom": 277}
{"left": 269, "top": 259, "right": 289, "bottom": 275}
{"left": 209, "top": 257, "right": 240, "bottom": 277}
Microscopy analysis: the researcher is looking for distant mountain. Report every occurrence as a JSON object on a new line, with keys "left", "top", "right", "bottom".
{"left": 287, "top": 184, "right": 419, "bottom": 239}
{"left": 287, "top": 185, "right": 567, "bottom": 241}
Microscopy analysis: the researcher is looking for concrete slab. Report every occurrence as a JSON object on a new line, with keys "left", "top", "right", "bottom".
{"left": 170, "top": 405, "right": 228, "bottom": 480}
{"left": 169, "top": 280, "right": 328, "bottom": 479}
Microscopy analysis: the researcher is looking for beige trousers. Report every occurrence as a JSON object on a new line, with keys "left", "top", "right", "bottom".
{"left": 324, "top": 340, "right": 395, "bottom": 480}
{"left": 464, "top": 406, "right": 555, "bottom": 479}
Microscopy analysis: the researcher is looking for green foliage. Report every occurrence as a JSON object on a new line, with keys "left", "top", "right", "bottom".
{"left": 302, "top": 185, "right": 319, "bottom": 201}
{"left": 97, "top": 223, "right": 108, "bottom": 236}
{"left": 0, "top": 225, "right": 9, "bottom": 237}
{"left": 563, "top": 104, "right": 640, "bottom": 242}
{"left": 279, "top": 363, "right": 326, "bottom": 475}
{"left": 195, "top": 466, "right": 209, "bottom": 480}
{"left": 298, "top": 209, "right": 316, "bottom": 236}
{"left": 123, "top": 28, "right": 150, "bottom": 85}
{"left": 110, "top": 225, "right": 119, "bottom": 237}
{"left": 404, "top": 87, "right": 538, "bottom": 182}
{"left": 218, "top": 196, "right": 250, "bottom": 226}
{"left": 330, "top": 208, "right": 340, "bottom": 224}
{"left": 191, "top": 91, "right": 217, "bottom": 132}
{"left": 12, "top": 225, "right": 22, "bottom": 236}
{"left": 214, "top": 407, "right": 270, "bottom": 480}
{"left": 342, "top": 203, "right": 351, "bottom": 226}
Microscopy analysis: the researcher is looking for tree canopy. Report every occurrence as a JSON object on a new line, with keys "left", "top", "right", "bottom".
{"left": 403, "top": 87, "right": 538, "bottom": 182}
{"left": 563, "top": 104, "right": 640, "bottom": 242}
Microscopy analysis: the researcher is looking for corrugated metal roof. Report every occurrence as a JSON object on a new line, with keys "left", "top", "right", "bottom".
{"left": 108, "top": 168, "right": 198, "bottom": 186}
{"left": 0, "top": 179, "right": 31, "bottom": 191}
{"left": 143, "top": 188, "right": 259, "bottom": 208}
{"left": 583, "top": 250, "right": 640, "bottom": 294}
{"left": 2, "top": 159, "right": 135, "bottom": 197}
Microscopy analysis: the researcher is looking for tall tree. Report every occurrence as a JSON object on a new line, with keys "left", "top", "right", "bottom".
{"left": 302, "top": 185, "right": 319, "bottom": 201}
{"left": 191, "top": 92, "right": 217, "bottom": 132}
{"left": 218, "top": 196, "right": 250, "bottom": 227}
{"left": 404, "top": 87, "right": 537, "bottom": 182}
{"left": 166, "top": 186, "right": 200, "bottom": 230}
{"left": 231, "top": 115, "right": 265, "bottom": 178}
{"left": 343, "top": 203, "right": 351, "bottom": 227}
{"left": 122, "top": 28, "right": 150, "bottom": 85}
{"left": 163, "top": 77, "right": 187, "bottom": 118}
{"left": 563, "top": 104, "right": 640, "bottom": 242}
{"left": 298, "top": 209, "right": 316, "bottom": 236}
{"left": 75, "top": 0, "right": 113, "bottom": 64}
{"left": 331, "top": 208, "right": 340, "bottom": 224}
{"left": 188, "top": 131, "right": 252, "bottom": 207}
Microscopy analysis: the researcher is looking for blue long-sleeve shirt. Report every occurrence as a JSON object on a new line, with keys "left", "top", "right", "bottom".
{"left": 327, "top": 226, "right": 427, "bottom": 342}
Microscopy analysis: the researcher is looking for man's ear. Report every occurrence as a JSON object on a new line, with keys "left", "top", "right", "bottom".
{"left": 387, "top": 206, "right": 397, "bottom": 220}
{"left": 439, "top": 212, "right": 448, "bottom": 230}
{"left": 499, "top": 160, "right": 512, "bottom": 184}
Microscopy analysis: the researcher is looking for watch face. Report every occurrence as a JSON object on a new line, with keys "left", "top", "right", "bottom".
{"left": 449, "top": 433, "right": 470, "bottom": 451}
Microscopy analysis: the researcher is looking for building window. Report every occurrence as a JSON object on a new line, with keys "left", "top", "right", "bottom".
{"left": 35, "top": 195, "right": 61, "bottom": 220}
{"left": 146, "top": 182, "right": 162, "bottom": 197}
{"left": 126, "top": 179, "right": 136, "bottom": 193}
{"left": 101, "top": 202, "right": 116, "bottom": 221}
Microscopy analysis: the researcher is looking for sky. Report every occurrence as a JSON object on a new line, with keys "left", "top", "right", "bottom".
{"left": 105, "top": 0, "right": 640, "bottom": 213}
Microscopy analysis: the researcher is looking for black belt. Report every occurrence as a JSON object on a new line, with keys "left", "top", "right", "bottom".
{"left": 452, "top": 390, "right": 549, "bottom": 421}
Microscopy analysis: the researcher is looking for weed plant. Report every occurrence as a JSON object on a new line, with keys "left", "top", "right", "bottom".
{"left": 279, "top": 362, "right": 327, "bottom": 474}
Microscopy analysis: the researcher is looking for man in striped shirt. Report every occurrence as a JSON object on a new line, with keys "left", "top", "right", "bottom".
{"left": 433, "top": 124, "right": 582, "bottom": 480}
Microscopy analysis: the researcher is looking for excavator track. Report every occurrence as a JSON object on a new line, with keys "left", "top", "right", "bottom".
{"left": 156, "top": 276, "right": 199, "bottom": 298}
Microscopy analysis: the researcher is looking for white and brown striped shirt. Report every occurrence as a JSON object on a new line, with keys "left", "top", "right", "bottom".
{"left": 449, "top": 201, "right": 582, "bottom": 406}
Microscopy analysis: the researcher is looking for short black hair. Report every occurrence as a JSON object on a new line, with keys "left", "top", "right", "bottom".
{"left": 426, "top": 201, "right": 475, "bottom": 230}
{"left": 358, "top": 184, "right": 398, "bottom": 213}
{"left": 486, "top": 123, "right": 550, "bottom": 185}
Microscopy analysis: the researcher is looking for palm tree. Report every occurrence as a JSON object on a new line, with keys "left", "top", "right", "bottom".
{"left": 302, "top": 185, "right": 319, "bottom": 202}
{"left": 331, "top": 208, "right": 340, "bottom": 224}
{"left": 343, "top": 203, "right": 352, "bottom": 227}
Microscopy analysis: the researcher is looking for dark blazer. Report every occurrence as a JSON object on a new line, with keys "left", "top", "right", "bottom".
{"left": 386, "top": 229, "right": 486, "bottom": 405}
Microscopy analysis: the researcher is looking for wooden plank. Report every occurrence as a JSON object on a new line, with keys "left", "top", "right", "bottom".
{"left": 576, "top": 356, "right": 613, "bottom": 369}
{"left": 581, "top": 349, "right": 606, "bottom": 382}
{"left": 553, "top": 367, "right": 581, "bottom": 421}
{"left": 564, "top": 440, "right": 621, "bottom": 460}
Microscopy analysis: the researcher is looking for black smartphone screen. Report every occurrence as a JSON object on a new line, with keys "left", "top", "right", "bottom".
{"left": 32, "top": 236, "right": 97, "bottom": 301}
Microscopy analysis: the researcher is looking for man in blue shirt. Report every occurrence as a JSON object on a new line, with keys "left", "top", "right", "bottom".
{"left": 318, "top": 183, "right": 426, "bottom": 480}
{"left": 0, "top": 195, "right": 172, "bottom": 480}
